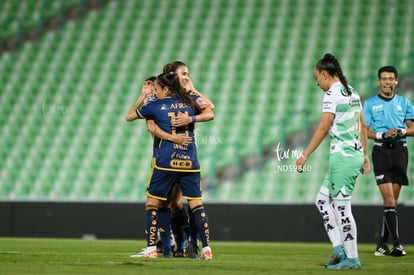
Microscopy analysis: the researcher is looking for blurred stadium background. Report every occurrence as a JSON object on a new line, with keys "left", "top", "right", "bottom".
{"left": 1, "top": 0, "right": 414, "bottom": 206}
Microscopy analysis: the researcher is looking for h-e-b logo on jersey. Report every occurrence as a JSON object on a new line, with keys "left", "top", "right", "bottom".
{"left": 170, "top": 159, "right": 193, "bottom": 169}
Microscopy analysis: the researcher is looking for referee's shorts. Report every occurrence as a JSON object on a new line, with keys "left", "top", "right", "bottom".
{"left": 372, "top": 141, "right": 409, "bottom": 186}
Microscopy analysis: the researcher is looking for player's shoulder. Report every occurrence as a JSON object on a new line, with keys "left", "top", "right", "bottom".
{"left": 364, "top": 94, "right": 380, "bottom": 104}
{"left": 394, "top": 93, "right": 410, "bottom": 103}
{"left": 143, "top": 94, "right": 159, "bottom": 105}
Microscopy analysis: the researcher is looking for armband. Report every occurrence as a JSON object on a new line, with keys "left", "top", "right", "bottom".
{"left": 375, "top": 132, "right": 384, "bottom": 140}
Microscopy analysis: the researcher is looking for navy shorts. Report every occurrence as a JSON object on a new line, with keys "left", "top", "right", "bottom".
{"left": 372, "top": 142, "right": 409, "bottom": 186}
{"left": 147, "top": 168, "right": 202, "bottom": 200}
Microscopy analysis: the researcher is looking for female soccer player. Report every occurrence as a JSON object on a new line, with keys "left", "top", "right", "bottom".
{"left": 127, "top": 62, "right": 214, "bottom": 258}
{"left": 296, "top": 53, "right": 370, "bottom": 269}
{"left": 134, "top": 72, "right": 214, "bottom": 260}
{"left": 161, "top": 61, "right": 215, "bottom": 258}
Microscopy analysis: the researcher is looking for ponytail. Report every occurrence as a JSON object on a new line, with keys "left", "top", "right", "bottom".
{"left": 316, "top": 53, "right": 351, "bottom": 95}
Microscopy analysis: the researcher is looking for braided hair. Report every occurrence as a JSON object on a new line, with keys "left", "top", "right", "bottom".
{"left": 156, "top": 72, "right": 196, "bottom": 109}
{"left": 316, "top": 53, "right": 351, "bottom": 95}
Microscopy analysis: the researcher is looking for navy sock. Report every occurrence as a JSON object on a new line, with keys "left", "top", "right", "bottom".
{"left": 191, "top": 204, "right": 210, "bottom": 248}
{"left": 158, "top": 207, "right": 171, "bottom": 252}
{"left": 188, "top": 205, "right": 198, "bottom": 245}
{"left": 145, "top": 205, "right": 159, "bottom": 247}
{"left": 171, "top": 203, "right": 188, "bottom": 251}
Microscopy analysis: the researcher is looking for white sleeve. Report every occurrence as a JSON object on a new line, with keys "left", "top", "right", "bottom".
{"left": 322, "top": 91, "right": 337, "bottom": 114}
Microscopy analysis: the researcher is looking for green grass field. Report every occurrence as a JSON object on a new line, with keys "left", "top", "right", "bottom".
{"left": 0, "top": 238, "right": 412, "bottom": 274}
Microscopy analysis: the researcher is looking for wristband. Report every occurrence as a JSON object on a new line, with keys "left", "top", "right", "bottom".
{"left": 191, "top": 115, "right": 197, "bottom": 122}
{"left": 375, "top": 132, "right": 383, "bottom": 140}
{"left": 398, "top": 128, "right": 407, "bottom": 136}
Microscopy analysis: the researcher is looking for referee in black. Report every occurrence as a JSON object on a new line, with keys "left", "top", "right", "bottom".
{"left": 363, "top": 66, "right": 414, "bottom": 256}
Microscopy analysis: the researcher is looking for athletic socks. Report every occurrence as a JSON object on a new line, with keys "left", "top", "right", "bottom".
{"left": 333, "top": 195, "right": 358, "bottom": 259}
{"left": 188, "top": 206, "right": 198, "bottom": 245}
{"left": 383, "top": 207, "right": 400, "bottom": 247}
{"left": 171, "top": 203, "right": 189, "bottom": 251}
{"left": 190, "top": 204, "right": 210, "bottom": 248}
{"left": 315, "top": 190, "right": 341, "bottom": 247}
{"left": 379, "top": 216, "right": 390, "bottom": 245}
{"left": 145, "top": 205, "right": 159, "bottom": 247}
{"left": 158, "top": 207, "right": 171, "bottom": 252}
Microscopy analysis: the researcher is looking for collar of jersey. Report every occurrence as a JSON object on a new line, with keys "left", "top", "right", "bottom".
{"left": 378, "top": 93, "right": 395, "bottom": 102}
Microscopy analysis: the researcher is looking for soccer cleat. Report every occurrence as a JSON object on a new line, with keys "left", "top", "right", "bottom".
{"left": 326, "top": 257, "right": 361, "bottom": 270}
{"left": 186, "top": 243, "right": 199, "bottom": 259}
{"left": 390, "top": 245, "right": 406, "bottom": 257}
{"left": 163, "top": 248, "right": 174, "bottom": 258}
{"left": 130, "top": 246, "right": 158, "bottom": 258}
{"left": 129, "top": 248, "right": 146, "bottom": 258}
{"left": 374, "top": 244, "right": 390, "bottom": 256}
{"left": 173, "top": 249, "right": 185, "bottom": 257}
{"left": 201, "top": 246, "right": 213, "bottom": 260}
{"left": 324, "top": 245, "right": 346, "bottom": 266}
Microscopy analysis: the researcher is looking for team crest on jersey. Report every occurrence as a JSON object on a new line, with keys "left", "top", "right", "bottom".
{"left": 144, "top": 94, "right": 157, "bottom": 105}
{"left": 397, "top": 105, "right": 402, "bottom": 111}
{"left": 340, "top": 89, "right": 349, "bottom": 96}
{"left": 195, "top": 97, "right": 206, "bottom": 106}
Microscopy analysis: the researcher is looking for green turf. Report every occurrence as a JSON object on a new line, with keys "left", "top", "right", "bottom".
{"left": 0, "top": 238, "right": 412, "bottom": 274}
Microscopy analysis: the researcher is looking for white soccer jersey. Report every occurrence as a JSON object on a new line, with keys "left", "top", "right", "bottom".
{"left": 322, "top": 82, "right": 363, "bottom": 157}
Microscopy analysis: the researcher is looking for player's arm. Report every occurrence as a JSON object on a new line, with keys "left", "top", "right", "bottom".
{"left": 146, "top": 119, "right": 192, "bottom": 146}
{"left": 126, "top": 80, "right": 153, "bottom": 121}
{"left": 403, "top": 119, "right": 414, "bottom": 136}
{"left": 360, "top": 112, "right": 370, "bottom": 174}
{"left": 401, "top": 103, "right": 414, "bottom": 137}
{"left": 296, "top": 112, "right": 334, "bottom": 172}
{"left": 185, "top": 78, "right": 215, "bottom": 110}
{"left": 191, "top": 88, "right": 215, "bottom": 110}
{"left": 173, "top": 106, "right": 214, "bottom": 127}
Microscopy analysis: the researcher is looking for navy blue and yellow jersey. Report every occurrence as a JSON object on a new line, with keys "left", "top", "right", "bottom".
{"left": 363, "top": 94, "right": 414, "bottom": 142}
{"left": 137, "top": 94, "right": 206, "bottom": 172}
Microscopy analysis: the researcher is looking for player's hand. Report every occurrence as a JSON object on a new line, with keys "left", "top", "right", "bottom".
{"left": 173, "top": 112, "right": 192, "bottom": 127}
{"left": 295, "top": 157, "right": 307, "bottom": 173}
{"left": 141, "top": 80, "right": 154, "bottom": 97}
{"left": 362, "top": 155, "right": 370, "bottom": 174}
{"left": 182, "top": 78, "right": 195, "bottom": 92}
{"left": 171, "top": 134, "right": 192, "bottom": 146}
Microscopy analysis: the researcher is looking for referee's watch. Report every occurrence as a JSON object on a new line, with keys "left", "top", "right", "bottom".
{"left": 376, "top": 132, "right": 385, "bottom": 140}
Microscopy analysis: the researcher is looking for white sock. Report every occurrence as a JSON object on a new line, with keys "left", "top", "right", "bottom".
{"left": 333, "top": 193, "right": 358, "bottom": 258}
{"left": 315, "top": 186, "right": 341, "bottom": 247}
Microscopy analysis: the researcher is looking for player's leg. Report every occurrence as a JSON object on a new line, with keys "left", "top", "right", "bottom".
{"left": 187, "top": 199, "right": 212, "bottom": 259}
{"left": 315, "top": 182, "right": 343, "bottom": 266}
{"left": 179, "top": 172, "right": 212, "bottom": 260}
{"left": 326, "top": 154, "right": 362, "bottom": 270}
{"left": 158, "top": 200, "right": 173, "bottom": 257}
{"left": 387, "top": 144, "right": 408, "bottom": 256}
{"left": 315, "top": 162, "right": 344, "bottom": 267}
{"left": 377, "top": 183, "right": 399, "bottom": 250}
{"left": 139, "top": 169, "right": 176, "bottom": 258}
{"left": 328, "top": 193, "right": 361, "bottom": 270}
{"left": 372, "top": 144, "right": 393, "bottom": 256}
{"left": 170, "top": 184, "right": 189, "bottom": 256}
{"left": 186, "top": 203, "right": 199, "bottom": 257}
